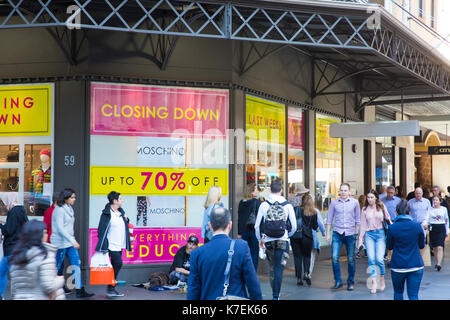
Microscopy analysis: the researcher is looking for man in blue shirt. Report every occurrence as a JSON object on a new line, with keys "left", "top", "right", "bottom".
{"left": 382, "top": 186, "right": 402, "bottom": 221}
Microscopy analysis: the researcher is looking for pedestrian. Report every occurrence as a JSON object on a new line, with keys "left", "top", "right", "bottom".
{"left": 9, "top": 220, "right": 65, "bottom": 300}
{"left": 290, "top": 195, "right": 318, "bottom": 286}
{"left": 429, "top": 186, "right": 449, "bottom": 213}
{"left": 95, "top": 191, "right": 132, "bottom": 298}
{"left": 356, "top": 194, "right": 366, "bottom": 259}
{"left": 201, "top": 186, "right": 223, "bottom": 244}
{"left": 387, "top": 200, "right": 425, "bottom": 300}
{"left": 187, "top": 207, "right": 262, "bottom": 300}
{"left": 0, "top": 193, "right": 28, "bottom": 300}
{"left": 309, "top": 204, "right": 326, "bottom": 277}
{"left": 255, "top": 179, "right": 296, "bottom": 300}
{"left": 43, "top": 192, "right": 59, "bottom": 244}
{"left": 379, "top": 185, "right": 387, "bottom": 199}
{"left": 426, "top": 195, "right": 449, "bottom": 271}
{"left": 326, "top": 182, "right": 360, "bottom": 291}
{"left": 51, "top": 188, "right": 94, "bottom": 298}
{"left": 407, "top": 183, "right": 421, "bottom": 201}
{"left": 358, "top": 189, "right": 391, "bottom": 294}
{"left": 407, "top": 187, "right": 431, "bottom": 234}
{"left": 395, "top": 186, "right": 404, "bottom": 199}
{"left": 288, "top": 183, "right": 309, "bottom": 208}
{"left": 168, "top": 235, "right": 199, "bottom": 286}
{"left": 237, "top": 183, "right": 261, "bottom": 271}
{"left": 381, "top": 186, "right": 401, "bottom": 263}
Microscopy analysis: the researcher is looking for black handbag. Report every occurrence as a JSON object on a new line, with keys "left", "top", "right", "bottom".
{"left": 290, "top": 207, "right": 304, "bottom": 240}
{"left": 382, "top": 218, "right": 391, "bottom": 235}
{"left": 246, "top": 200, "right": 257, "bottom": 227}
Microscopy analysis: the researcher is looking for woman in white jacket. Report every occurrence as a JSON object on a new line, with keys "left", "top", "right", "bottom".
{"left": 9, "top": 220, "right": 65, "bottom": 300}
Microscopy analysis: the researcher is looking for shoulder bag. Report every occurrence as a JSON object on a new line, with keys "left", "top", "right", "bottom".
{"left": 216, "top": 240, "right": 249, "bottom": 300}
{"left": 289, "top": 207, "right": 303, "bottom": 240}
{"left": 246, "top": 199, "right": 257, "bottom": 227}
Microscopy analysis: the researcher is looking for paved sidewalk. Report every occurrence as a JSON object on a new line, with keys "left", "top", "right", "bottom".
{"left": 63, "top": 246, "right": 450, "bottom": 300}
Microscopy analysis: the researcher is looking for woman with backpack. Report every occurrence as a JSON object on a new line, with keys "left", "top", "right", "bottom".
{"left": 201, "top": 186, "right": 224, "bottom": 244}
{"left": 290, "top": 194, "right": 318, "bottom": 286}
{"left": 237, "top": 183, "right": 261, "bottom": 271}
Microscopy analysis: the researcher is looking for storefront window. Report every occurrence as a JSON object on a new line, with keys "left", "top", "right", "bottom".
{"left": 375, "top": 137, "right": 394, "bottom": 191}
{"left": 287, "top": 107, "right": 305, "bottom": 205}
{"left": 0, "top": 84, "right": 53, "bottom": 218}
{"left": 245, "top": 96, "right": 286, "bottom": 199}
{"left": 89, "top": 82, "right": 229, "bottom": 264}
{"left": 315, "top": 114, "right": 342, "bottom": 213}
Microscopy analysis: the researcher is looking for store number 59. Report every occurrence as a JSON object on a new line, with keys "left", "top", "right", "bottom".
{"left": 64, "top": 155, "right": 75, "bottom": 166}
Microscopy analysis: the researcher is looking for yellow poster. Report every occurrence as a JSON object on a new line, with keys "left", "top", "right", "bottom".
{"left": 90, "top": 166, "right": 229, "bottom": 196}
{"left": 316, "top": 117, "right": 342, "bottom": 154}
{"left": 0, "top": 84, "right": 52, "bottom": 136}
{"left": 246, "top": 96, "right": 285, "bottom": 145}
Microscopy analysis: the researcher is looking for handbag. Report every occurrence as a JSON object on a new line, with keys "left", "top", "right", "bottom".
{"left": 289, "top": 207, "right": 303, "bottom": 240}
{"left": 216, "top": 240, "right": 249, "bottom": 300}
{"left": 246, "top": 200, "right": 257, "bottom": 227}
{"left": 382, "top": 218, "right": 391, "bottom": 235}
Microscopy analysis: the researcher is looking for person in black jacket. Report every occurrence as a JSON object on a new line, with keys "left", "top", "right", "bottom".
{"left": 291, "top": 194, "right": 318, "bottom": 286}
{"left": 95, "top": 191, "right": 131, "bottom": 298}
{"left": 237, "top": 183, "right": 261, "bottom": 271}
{"left": 0, "top": 193, "right": 28, "bottom": 300}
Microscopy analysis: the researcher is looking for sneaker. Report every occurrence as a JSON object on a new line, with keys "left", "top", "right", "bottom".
{"left": 356, "top": 251, "right": 361, "bottom": 259}
{"left": 76, "top": 287, "right": 95, "bottom": 298}
{"left": 64, "top": 286, "right": 72, "bottom": 295}
{"left": 106, "top": 288, "right": 124, "bottom": 298}
{"left": 177, "top": 280, "right": 187, "bottom": 288}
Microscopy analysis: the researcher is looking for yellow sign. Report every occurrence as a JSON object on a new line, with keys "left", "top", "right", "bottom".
{"left": 90, "top": 166, "right": 229, "bottom": 196}
{"left": 245, "top": 96, "right": 285, "bottom": 145}
{"left": 0, "top": 84, "right": 52, "bottom": 136}
{"left": 316, "top": 117, "right": 341, "bottom": 154}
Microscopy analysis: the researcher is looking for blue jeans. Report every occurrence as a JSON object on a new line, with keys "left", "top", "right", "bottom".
{"left": 265, "top": 240, "right": 289, "bottom": 299}
{"left": 56, "top": 247, "right": 82, "bottom": 289}
{"left": 0, "top": 255, "right": 11, "bottom": 297}
{"left": 391, "top": 269, "right": 423, "bottom": 300}
{"left": 364, "top": 229, "right": 386, "bottom": 278}
{"left": 241, "top": 230, "right": 259, "bottom": 272}
{"left": 332, "top": 231, "right": 356, "bottom": 285}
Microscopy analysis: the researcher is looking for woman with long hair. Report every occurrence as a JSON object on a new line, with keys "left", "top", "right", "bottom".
{"left": 358, "top": 189, "right": 391, "bottom": 294}
{"left": 237, "top": 183, "right": 261, "bottom": 271}
{"left": 0, "top": 193, "right": 28, "bottom": 300}
{"left": 51, "top": 188, "right": 94, "bottom": 298}
{"left": 291, "top": 194, "right": 318, "bottom": 286}
{"left": 9, "top": 220, "right": 65, "bottom": 300}
{"left": 201, "top": 186, "right": 223, "bottom": 244}
{"left": 426, "top": 195, "right": 449, "bottom": 271}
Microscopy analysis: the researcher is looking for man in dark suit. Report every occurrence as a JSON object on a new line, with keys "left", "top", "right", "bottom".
{"left": 187, "top": 207, "right": 262, "bottom": 300}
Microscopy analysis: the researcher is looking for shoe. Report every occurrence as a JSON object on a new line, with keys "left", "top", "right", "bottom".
{"left": 64, "top": 286, "right": 72, "bottom": 295}
{"left": 347, "top": 284, "right": 354, "bottom": 291}
{"left": 297, "top": 278, "right": 303, "bottom": 286}
{"left": 370, "top": 278, "right": 377, "bottom": 294}
{"left": 437, "top": 265, "right": 442, "bottom": 272}
{"left": 303, "top": 273, "right": 311, "bottom": 286}
{"left": 356, "top": 252, "right": 361, "bottom": 259}
{"left": 331, "top": 282, "right": 343, "bottom": 290}
{"left": 106, "top": 288, "right": 124, "bottom": 298}
{"left": 177, "top": 280, "right": 187, "bottom": 288}
{"left": 379, "top": 276, "right": 386, "bottom": 292}
{"left": 76, "top": 287, "right": 95, "bottom": 298}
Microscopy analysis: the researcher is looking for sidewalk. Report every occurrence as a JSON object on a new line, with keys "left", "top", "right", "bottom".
{"left": 63, "top": 245, "right": 450, "bottom": 300}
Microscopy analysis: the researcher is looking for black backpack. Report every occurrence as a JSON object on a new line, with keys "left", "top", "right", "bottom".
{"left": 263, "top": 200, "right": 289, "bottom": 238}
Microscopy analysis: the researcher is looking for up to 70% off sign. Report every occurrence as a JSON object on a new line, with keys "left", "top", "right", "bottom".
{"left": 90, "top": 166, "right": 229, "bottom": 196}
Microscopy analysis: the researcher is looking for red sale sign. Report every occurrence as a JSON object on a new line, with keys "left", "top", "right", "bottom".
{"left": 90, "top": 83, "right": 228, "bottom": 138}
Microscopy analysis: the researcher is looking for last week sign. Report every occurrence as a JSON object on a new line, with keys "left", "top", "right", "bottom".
{"left": 0, "top": 84, "right": 52, "bottom": 136}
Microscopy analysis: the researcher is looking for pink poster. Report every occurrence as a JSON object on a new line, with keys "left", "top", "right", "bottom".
{"left": 91, "top": 83, "right": 228, "bottom": 138}
{"left": 88, "top": 227, "right": 203, "bottom": 264}
{"left": 288, "top": 110, "right": 304, "bottom": 150}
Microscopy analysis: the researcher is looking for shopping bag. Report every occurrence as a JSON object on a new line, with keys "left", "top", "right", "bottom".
{"left": 89, "top": 252, "right": 116, "bottom": 285}
{"left": 421, "top": 232, "right": 431, "bottom": 267}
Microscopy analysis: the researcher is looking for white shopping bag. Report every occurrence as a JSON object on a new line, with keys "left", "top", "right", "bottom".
{"left": 89, "top": 252, "right": 116, "bottom": 285}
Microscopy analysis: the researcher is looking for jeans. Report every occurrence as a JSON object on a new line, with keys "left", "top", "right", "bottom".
{"left": 108, "top": 250, "right": 123, "bottom": 291}
{"left": 364, "top": 229, "right": 386, "bottom": 278}
{"left": 169, "top": 271, "right": 188, "bottom": 284}
{"left": 332, "top": 231, "right": 356, "bottom": 285}
{"left": 56, "top": 247, "right": 82, "bottom": 290}
{"left": 391, "top": 269, "right": 423, "bottom": 300}
{"left": 0, "top": 255, "right": 11, "bottom": 297}
{"left": 241, "top": 230, "right": 259, "bottom": 272}
{"left": 265, "top": 240, "right": 289, "bottom": 299}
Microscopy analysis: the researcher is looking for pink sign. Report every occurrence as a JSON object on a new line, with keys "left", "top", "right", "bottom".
{"left": 91, "top": 83, "right": 228, "bottom": 138}
{"left": 288, "top": 110, "right": 304, "bottom": 150}
{"left": 88, "top": 227, "right": 203, "bottom": 264}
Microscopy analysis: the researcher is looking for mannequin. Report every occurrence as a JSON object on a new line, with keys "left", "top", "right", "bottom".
{"left": 29, "top": 148, "right": 52, "bottom": 216}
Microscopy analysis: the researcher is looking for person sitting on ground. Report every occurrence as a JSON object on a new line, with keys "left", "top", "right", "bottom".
{"left": 169, "top": 235, "right": 199, "bottom": 286}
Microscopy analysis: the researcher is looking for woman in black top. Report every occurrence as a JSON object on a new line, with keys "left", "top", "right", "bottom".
{"left": 291, "top": 194, "right": 318, "bottom": 286}
{"left": 237, "top": 183, "right": 261, "bottom": 272}
{"left": 0, "top": 193, "right": 28, "bottom": 299}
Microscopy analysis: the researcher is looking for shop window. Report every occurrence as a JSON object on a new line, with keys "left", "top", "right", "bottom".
{"left": 287, "top": 107, "right": 305, "bottom": 205}
{"left": 315, "top": 114, "right": 342, "bottom": 213}
{"left": 245, "top": 96, "right": 286, "bottom": 198}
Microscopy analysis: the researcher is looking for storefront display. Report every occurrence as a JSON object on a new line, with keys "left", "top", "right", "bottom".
{"left": 376, "top": 137, "right": 394, "bottom": 191}
{"left": 287, "top": 107, "right": 305, "bottom": 194}
{"left": 245, "top": 95, "right": 286, "bottom": 198}
{"left": 0, "top": 84, "right": 54, "bottom": 217}
{"left": 89, "top": 82, "right": 229, "bottom": 264}
{"left": 315, "top": 114, "right": 342, "bottom": 213}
